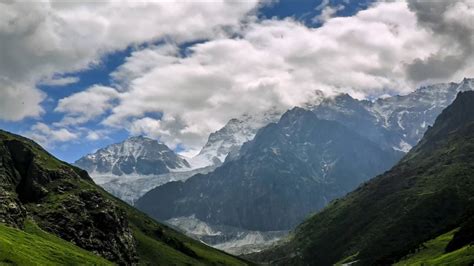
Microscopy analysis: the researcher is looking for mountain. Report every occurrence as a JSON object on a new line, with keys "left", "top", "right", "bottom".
{"left": 254, "top": 91, "right": 474, "bottom": 265}
{"left": 311, "top": 78, "right": 474, "bottom": 152}
{"left": 75, "top": 135, "right": 190, "bottom": 177}
{"left": 76, "top": 79, "right": 472, "bottom": 206}
{"left": 192, "top": 107, "right": 282, "bottom": 167}
{"left": 0, "top": 130, "right": 248, "bottom": 265}
{"left": 74, "top": 136, "right": 201, "bottom": 204}
{"left": 0, "top": 221, "right": 111, "bottom": 265}
{"left": 136, "top": 107, "right": 401, "bottom": 232}
{"left": 98, "top": 167, "right": 216, "bottom": 205}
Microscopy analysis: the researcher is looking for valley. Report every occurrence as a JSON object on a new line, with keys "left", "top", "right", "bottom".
{"left": 2, "top": 2, "right": 473, "bottom": 264}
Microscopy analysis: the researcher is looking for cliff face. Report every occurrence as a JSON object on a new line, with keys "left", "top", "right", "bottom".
{"left": 0, "top": 131, "right": 137, "bottom": 264}
{"left": 136, "top": 108, "right": 401, "bottom": 232}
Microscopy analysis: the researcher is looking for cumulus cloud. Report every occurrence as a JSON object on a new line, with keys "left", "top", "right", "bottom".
{"left": 55, "top": 85, "right": 119, "bottom": 126}
{"left": 406, "top": 0, "right": 474, "bottom": 82}
{"left": 0, "top": 79, "right": 44, "bottom": 121}
{"left": 0, "top": 0, "right": 261, "bottom": 121}
{"left": 313, "top": 4, "right": 345, "bottom": 23}
{"left": 97, "top": 1, "right": 448, "bottom": 152}
{"left": 27, "top": 122, "right": 79, "bottom": 148}
{"left": 7, "top": 0, "right": 474, "bottom": 154}
{"left": 85, "top": 129, "right": 110, "bottom": 141}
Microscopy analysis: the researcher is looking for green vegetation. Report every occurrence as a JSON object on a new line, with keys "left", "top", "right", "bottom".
{"left": 335, "top": 252, "right": 359, "bottom": 265}
{"left": 0, "top": 130, "right": 63, "bottom": 171}
{"left": 0, "top": 129, "right": 249, "bottom": 265}
{"left": 117, "top": 195, "right": 249, "bottom": 265}
{"left": 396, "top": 229, "right": 474, "bottom": 265}
{"left": 255, "top": 91, "right": 474, "bottom": 265}
{"left": 0, "top": 221, "right": 111, "bottom": 265}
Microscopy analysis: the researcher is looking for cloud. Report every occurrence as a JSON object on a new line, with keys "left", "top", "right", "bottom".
{"left": 95, "top": 1, "right": 448, "bottom": 152}
{"left": 39, "top": 76, "right": 80, "bottom": 86}
{"left": 55, "top": 85, "right": 119, "bottom": 126}
{"left": 13, "top": 0, "right": 473, "bottom": 153}
{"left": 314, "top": 4, "right": 345, "bottom": 23}
{"left": 85, "top": 129, "right": 110, "bottom": 141}
{"left": 0, "top": 0, "right": 261, "bottom": 121}
{"left": 27, "top": 122, "right": 79, "bottom": 148}
{"left": 0, "top": 79, "right": 45, "bottom": 121}
{"left": 406, "top": 0, "right": 474, "bottom": 82}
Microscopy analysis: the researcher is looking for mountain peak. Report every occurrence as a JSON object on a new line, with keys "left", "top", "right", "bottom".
{"left": 194, "top": 109, "right": 282, "bottom": 166}
{"left": 126, "top": 135, "right": 152, "bottom": 141}
{"left": 422, "top": 91, "right": 474, "bottom": 141}
{"left": 74, "top": 136, "right": 190, "bottom": 177}
{"left": 279, "top": 107, "right": 315, "bottom": 124}
{"left": 258, "top": 85, "right": 474, "bottom": 266}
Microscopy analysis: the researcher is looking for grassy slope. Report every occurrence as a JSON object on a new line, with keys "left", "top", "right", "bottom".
{"left": 284, "top": 129, "right": 474, "bottom": 264}
{"left": 396, "top": 229, "right": 474, "bottom": 265}
{"left": 0, "top": 129, "right": 248, "bottom": 266}
{"left": 254, "top": 92, "right": 474, "bottom": 265}
{"left": 0, "top": 221, "right": 111, "bottom": 265}
{"left": 35, "top": 176, "right": 248, "bottom": 265}
{"left": 121, "top": 198, "right": 249, "bottom": 266}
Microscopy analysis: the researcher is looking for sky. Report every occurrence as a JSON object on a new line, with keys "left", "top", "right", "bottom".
{"left": 0, "top": 0, "right": 473, "bottom": 163}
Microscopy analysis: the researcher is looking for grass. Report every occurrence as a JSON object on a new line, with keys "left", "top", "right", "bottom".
{"left": 396, "top": 229, "right": 474, "bottom": 265}
{"left": 121, "top": 198, "right": 249, "bottom": 266}
{"left": 28, "top": 179, "right": 248, "bottom": 265}
{"left": 0, "top": 221, "right": 112, "bottom": 265}
{"left": 335, "top": 252, "right": 359, "bottom": 265}
{"left": 0, "top": 130, "right": 63, "bottom": 171}
{"left": 0, "top": 129, "right": 250, "bottom": 265}
{"left": 257, "top": 94, "right": 474, "bottom": 265}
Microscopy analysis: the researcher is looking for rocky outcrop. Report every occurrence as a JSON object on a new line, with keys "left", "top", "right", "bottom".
{"left": 0, "top": 131, "right": 137, "bottom": 264}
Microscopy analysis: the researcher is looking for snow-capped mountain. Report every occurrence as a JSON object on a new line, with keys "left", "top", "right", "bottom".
{"left": 136, "top": 107, "right": 401, "bottom": 232}
{"left": 191, "top": 107, "right": 282, "bottom": 167}
{"left": 74, "top": 136, "right": 200, "bottom": 204}
{"left": 370, "top": 78, "right": 473, "bottom": 151}
{"left": 98, "top": 166, "right": 216, "bottom": 204}
{"left": 311, "top": 78, "right": 474, "bottom": 153}
{"left": 191, "top": 78, "right": 473, "bottom": 170}
{"left": 75, "top": 136, "right": 190, "bottom": 178}
{"left": 134, "top": 79, "right": 473, "bottom": 253}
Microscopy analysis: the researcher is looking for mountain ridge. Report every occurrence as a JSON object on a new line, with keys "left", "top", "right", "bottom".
{"left": 75, "top": 135, "right": 190, "bottom": 177}
{"left": 136, "top": 107, "right": 401, "bottom": 232}
{"left": 254, "top": 91, "right": 474, "bottom": 265}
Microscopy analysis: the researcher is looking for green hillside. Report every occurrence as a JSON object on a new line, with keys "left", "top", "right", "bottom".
{"left": 0, "top": 129, "right": 248, "bottom": 265}
{"left": 0, "top": 221, "right": 111, "bottom": 265}
{"left": 395, "top": 229, "right": 474, "bottom": 266}
{"left": 255, "top": 91, "right": 474, "bottom": 265}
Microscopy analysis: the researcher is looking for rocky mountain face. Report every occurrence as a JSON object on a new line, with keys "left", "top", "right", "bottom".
{"left": 0, "top": 130, "right": 248, "bottom": 265}
{"left": 193, "top": 107, "right": 282, "bottom": 167}
{"left": 0, "top": 131, "right": 136, "bottom": 263}
{"left": 77, "top": 80, "right": 472, "bottom": 207}
{"left": 136, "top": 107, "right": 401, "bottom": 232}
{"left": 74, "top": 136, "right": 200, "bottom": 204}
{"left": 193, "top": 78, "right": 473, "bottom": 169}
{"left": 311, "top": 78, "right": 474, "bottom": 152}
{"left": 69, "top": 79, "right": 472, "bottom": 253}
{"left": 255, "top": 91, "right": 474, "bottom": 265}
{"left": 99, "top": 166, "right": 216, "bottom": 205}
{"left": 75, "top": 136, "right": 190, "bottom": 176}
